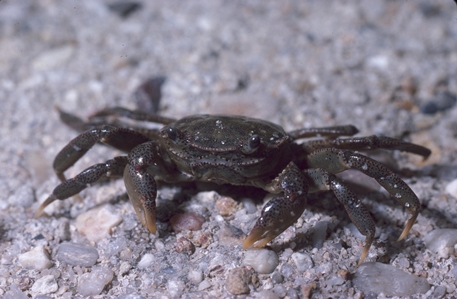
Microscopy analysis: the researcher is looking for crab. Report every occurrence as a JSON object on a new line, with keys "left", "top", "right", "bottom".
{"left": 36, "top": 107, "right": 431, "bottom": 266}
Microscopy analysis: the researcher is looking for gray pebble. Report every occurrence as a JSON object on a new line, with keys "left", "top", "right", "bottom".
{"left": 312, "top": 221, "right": 328, "bottom": 249}
{"left": 353, "top": 262, "right": 430, "bottom": 296}
{"left": 256, "top": 290, "right": 280, "bottom": 299}
{"left": 242, "top": 249, "right": 279, "bottom": 274}
{"left": 31, "top": 275, "right": 58, "bottom": 295}
{"left": 423, "top": 228, "right": 457, "bottom": 258}
{"left": 420, "top": 91, "right": 456, "bottom": 114}
{"left": 57, "top": 242, "right": 99, "bottom": 267}
{"left": 77, "top": 266, "right": 114, "bottom": 296}
{"left": 270, "top": 271, "right": 283, "bottom": 284}
{"left": 18, "top": 245, "right": 52, "bottom": 270}
{"left": 432, "top": 286, "right": 447, "bottom": 299}
{"left": 4, "top": 284, "right": 28, "bottom": 299}
{"left": 291, "top": 252, "right": 314, "bottom": 271}
{"left": 280, "top": 264, "right": 295, "bottom": 278}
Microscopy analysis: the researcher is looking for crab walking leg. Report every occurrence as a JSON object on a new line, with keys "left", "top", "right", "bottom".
{"left": 306, "top": 148, "right": 421, "bottom": 242}
{"left": 288, "top": 125, "right": 359, "bottom": 139}
{"left": 35, "top": 156, "right": 128, "bottom": 217}
{"left": 243, "top": 162, "right": 309, "bottom": 249}
{"left": 301, "top": 135, "right": 431, "bottom": 159}
{"left": 304, "top": 168, "right": 375, "bottom": 267}
{"left": 53, "top": 126, "right": 150, "bottom": 182}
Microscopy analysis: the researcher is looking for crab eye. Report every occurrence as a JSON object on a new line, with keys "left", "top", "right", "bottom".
{"left": 166, "top": 126, "right": 178, "bottom": 141}
{"left": 248, "top": 134, "right": 261, "bottom": 151}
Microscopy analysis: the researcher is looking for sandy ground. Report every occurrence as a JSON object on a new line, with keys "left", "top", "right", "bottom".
{"left": 1, "top": 1, "right": 457, "bottom": 298}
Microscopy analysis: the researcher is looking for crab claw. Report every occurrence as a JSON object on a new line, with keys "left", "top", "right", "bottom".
{"left": 243, "top": 195, "right": 307, "bottom": 249}
{"left": 123, "top": 164, "right": 157, "bottom": 234}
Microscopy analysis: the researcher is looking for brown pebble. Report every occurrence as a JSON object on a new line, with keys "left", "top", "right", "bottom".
{"left": 193, "top": 231, "right": 213, "bottom": 248}
{"left": 215, "top": 196, "right": 238, "bottom": 216}
{"left": 301, "top": 282, "right": 316, "bottom": 299}
{"left": 169, "top": 212, "right": 205, "bottom": 232}
{"left": 338, "top": 269, "right": 350, "bottom": 280}
{"left": 175, "top": 237, "right": 195, "bottom": 255}
{"left": 226, "top": 267, "right": 251, "bottom": 295}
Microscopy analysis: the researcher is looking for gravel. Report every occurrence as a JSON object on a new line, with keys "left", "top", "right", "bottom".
{"left": 1, "top": 0, "right": 457, "bottom": 298}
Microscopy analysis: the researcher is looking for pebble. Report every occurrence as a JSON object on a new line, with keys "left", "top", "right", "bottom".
{"left": 312, "top": 221, "right": 328, "bottom": 249}
{"left": 75, "top": 204, "right": 123, "bottom": 242}
{"left": 77, "top": 266, "right": 114, "bottom": 296}
{"left": 169, "top": 212, "right": 205, "bottom": 232}
{"left": 198, "top": 280, "right": 212, "bottom": 291}
{"left": 57, "top": 242, "right": 99, "bottom": 267}
{"left": 226, "top": 267, "right": 251, "bottom": 295}
{"left": 215, "top": 196, "right": 238, "bottom": 216}
{"left": 31, "top": 275, "right": 58, "bottom": 295}
{"left": 256, "top": 290, "right": 280, "bottom": 299}
{"left": 291, "top": 252, "right": 314, "bottom": 272}
{"left": 423, "top": 228, "right": 457, "bottom": 258}
{"left": 137, "top": 253, "right": 155, "bottom": 269}
{"left": 242, "top": 249, "right": 279, "bottom": 274}
{"left": 353, "top": 262, "right": 430, "bottom": 296}
{"left": 445, "top": 179, "right": 457, "bottom": 199}
{"left": 32, "top": 45, "right": 75, "bottom": 71}
{"left": 188, "top": 269, "right": 204, "bottom": 284}
{"left": 3, "top": 284, "right": 28, "bottom": 299}
{"left": 18, "top": 245, "right": 52, "bottom": 270}
{"left": 175, "top": 237, "right": 195, "bottom": 254}
{"left": 420, "top": 91, "right": 457, "bottom": 115}
{"left": 241, "top": 197, "right": 257, "bottom": 214}
{"left": 166, "top": 280, "right": 185, "bottom": 299}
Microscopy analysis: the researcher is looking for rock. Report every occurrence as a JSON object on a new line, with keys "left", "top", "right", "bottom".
{"left": 291, "top": 252, "right": 314, "bottom": 272}
{"left": 32, "top": 45, "right": 75, "bottom": 71}
{"left": 75, "top": 204, "right": 123, "bottom": 242}
{"left": 420, "top": 91, "right": 456, "bottom": 115}
{"left": 188, "top": 269, "right": 204, "bottom": 284}
{"left": 169, "top": 212, "right": 205, "bottom": 232}
{"left": 445, "top": 179, "right": 457, "bottom": 199}
{"left": 4, "top": 284, "right": 29, "bottom": 299}
{"left": 423, "top": 228, "right": 457, "bottom": 258}
{"left": 77, "top": 266, "right": 114, "bottom": 296}
{"left": 312, "top": 221, "right": 328, "bottom": 249}
{"left": 242, "top": 249, "right": 279, "bottom": 274}
{"left": 57, "top": 242, "right": 99, "bottom": 267}
{"left": 166, "top": 280, "right": 185, "bottom": 299}
{"left": 256, "top": 290, "right": 280, "bottom": 299}
{"left": 215, "top": 196, "right": 238, "bottom": 216}
{"left": 226, "top": 267, "right": 251, "bottom": 295}
{"left": 31, "top": 275, "right": 58, "bottom": 295}
{"left": 137, "top": 253, "right": 155, "bottom": 269}
{"left": 18, "top": 245, "right": 52, "bottom": 270}
{"left": 353, "top": 262, "right": 430, "bottom": 296}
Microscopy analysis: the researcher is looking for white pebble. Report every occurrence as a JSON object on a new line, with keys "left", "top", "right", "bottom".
{"left": 242, "top": 249, "right": 279, "bottom": 274}
{"left": 137, "top": 253, "right": 155, "bottom": 269}
{"left": 188, "top": 269, "right": 204, "bottom": 284}
{"left": 166, "top": 280, "right": 185, "bottom": 299}
{"left": 198, "top": 280, "right": 212, "bottom": 291}
{"left": 31, "top": 275, "right": 58, "bottom": 295}
{"left": 18, "top": 245, "right": 52, "bottom": 270}
{"left": 423, "top": 228, "right": 457, "bottom": 258}
{"left": 57, "top": 242, "right": 99, "bottom": 267}
{"left": 291, "top": 252, "right": 313, "bottom": 271}
{"left": 353, "top": 262, "right": 430, "bottom": 296}
{"left": 75, "top": 204, "right": 122, "bottom": 242}
{"left": 77, "top": 266, "right": 114, "bottom": 296}
{"left": 445, "top": 179, "right": 457, "bottom": 199}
